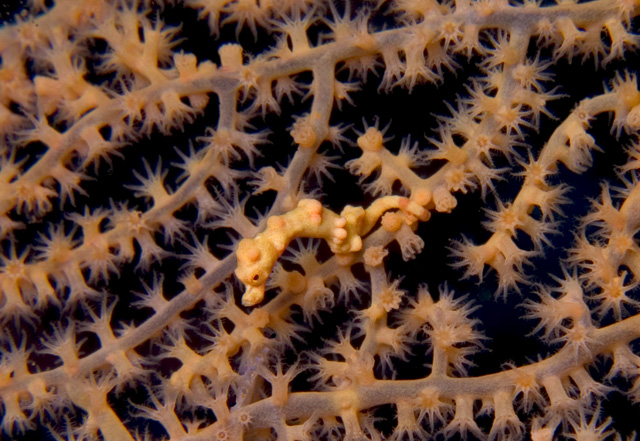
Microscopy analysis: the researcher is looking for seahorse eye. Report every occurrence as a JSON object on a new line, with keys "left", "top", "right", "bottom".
{"left": 252, "top": 274, "right": 260, "bottom": 281}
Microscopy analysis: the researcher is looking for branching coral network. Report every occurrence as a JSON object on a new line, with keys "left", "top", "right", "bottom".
{"left": 0, "top": 0, "right": 640, "bottom": 440}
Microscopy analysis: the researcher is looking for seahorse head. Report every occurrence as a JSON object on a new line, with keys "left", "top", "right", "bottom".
{"left": 235, "top": 238, "right": 275, "bottom": 306}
